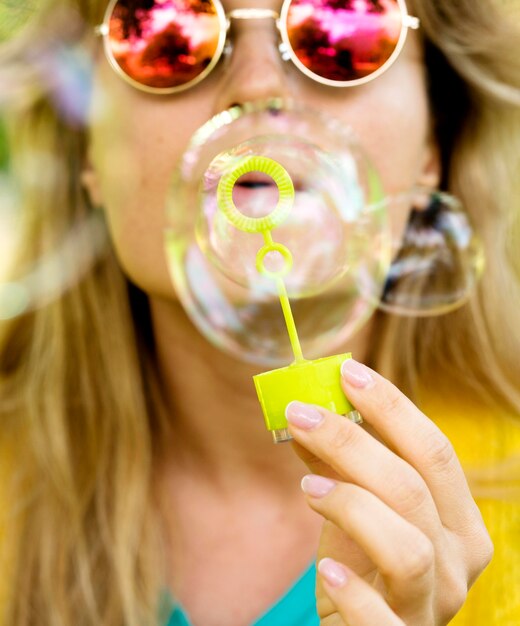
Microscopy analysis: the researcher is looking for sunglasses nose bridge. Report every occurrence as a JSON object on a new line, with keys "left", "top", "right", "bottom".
{"left": 213, "top": 25, "right": 293, "bottom": 113}
{"left": 224, "top": 8, "right": 286, "bottom": 61}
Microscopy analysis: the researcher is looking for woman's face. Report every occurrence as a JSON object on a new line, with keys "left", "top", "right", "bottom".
{"left": 84, "top": 0, "right": 441, "bottom": 300}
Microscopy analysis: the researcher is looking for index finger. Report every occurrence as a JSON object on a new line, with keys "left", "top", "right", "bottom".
{"left": 339, "top": 359, "right": 483, "bottom": 535}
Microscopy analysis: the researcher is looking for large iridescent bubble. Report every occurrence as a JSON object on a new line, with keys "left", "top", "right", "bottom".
{"left": 164, "top": 101, "right": 392, "bottom": 366}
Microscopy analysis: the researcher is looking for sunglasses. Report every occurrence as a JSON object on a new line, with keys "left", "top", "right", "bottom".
{"left": 95, "top": 0, "right": 420, "bottom": 95}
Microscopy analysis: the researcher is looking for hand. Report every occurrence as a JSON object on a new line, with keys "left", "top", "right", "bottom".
{"left": 285, "top": 359, "right": 493, "bottom": 626}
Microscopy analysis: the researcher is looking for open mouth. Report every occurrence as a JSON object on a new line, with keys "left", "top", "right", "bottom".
{"left": 235, "top": 172, "right": 304, "bottom": 192}
{"left": 236, "top": 172, "right": 276, "bottom": 188}
{"left": 236, "top": 180, "right": 273, "bottom": 189}
{"left": 229, "top": 170, "right": 308, "bottom": 219}
{"left": 232, "top": 173, "right": 280, "bottom": 218}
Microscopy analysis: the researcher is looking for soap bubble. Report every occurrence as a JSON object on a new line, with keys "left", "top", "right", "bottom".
{"left": 380, "top": 191, "right": 485, "bottom": 315}
{"left": 165, "top": 101, "right": 392, "bottom": 366}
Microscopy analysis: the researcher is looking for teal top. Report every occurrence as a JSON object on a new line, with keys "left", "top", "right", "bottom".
{"left": 163, "top": 559, "right": 319, "bottom": 626}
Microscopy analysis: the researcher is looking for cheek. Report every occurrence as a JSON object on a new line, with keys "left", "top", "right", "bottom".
{"left": 344, "top": 67, "right": 431, "bottom": 243}
{"left": 88, "top": 63, "right": 214, "bottom": 297}
{"left": 303, "top": 54, "right": 431, "bottom": 245}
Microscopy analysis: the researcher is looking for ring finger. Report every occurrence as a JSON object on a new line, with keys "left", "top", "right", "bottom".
{"left": 302, "top": 475, "right": 435, "bottom": 613}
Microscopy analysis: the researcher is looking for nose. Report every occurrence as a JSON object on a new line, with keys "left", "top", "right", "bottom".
{"left": 213, "top": 20, "right": 293, "bottom": 113}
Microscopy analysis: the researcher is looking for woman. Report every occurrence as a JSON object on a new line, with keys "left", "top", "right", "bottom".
{"left": 0, "top": 0, "right": 519, "bottom": 624}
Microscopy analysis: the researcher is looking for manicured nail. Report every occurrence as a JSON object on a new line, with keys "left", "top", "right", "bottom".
{"left": 301, "top": 474, "right": 337, "bottom": 498}
{"left": 341, "top": 359, "right": 375, "bottom": 389}
{"left": 285, "top": 401, "right": 324, "bottom": 430}
{"left": 318, "top": 558, "right": 348, "bottom": 587}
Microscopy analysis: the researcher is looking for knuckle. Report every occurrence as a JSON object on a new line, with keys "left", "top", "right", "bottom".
{"left": 422, "top": 431, "right": 457, "bottom": 473}
{"left": 438, "top": 574, "right": 468, "bottom": 621}
{"left": 391, "top": 470, "right": 430, "bottom": 515}
{"left": 450, "top": 584, "right": 469, "bottom": 617}
{"left": 395, "top": 535, "right": 435, "bottom": 581}
{"left": 347, "top": 594, "right": 379, "bottom": 620}
{"left": 376, "top": 387, "right": 402, "bottom": 418}
{"left": 335, "top": 481, "right": 364, "bottom": 506}
{"left": 482, "top": 533, "right": 495, "bottom": 566}
{"left": 469, "top": 530, "right": 494, "bottom": 581}
{"left": 328, "top": 420, "right": 360, "bottom": 454}
{"left": 304, "top": 450, "right": 327, "bottom": 467}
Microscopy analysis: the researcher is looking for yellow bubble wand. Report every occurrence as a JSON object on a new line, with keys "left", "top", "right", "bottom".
{"left": 217, "top": 156, "right": 358, "bottom": 443}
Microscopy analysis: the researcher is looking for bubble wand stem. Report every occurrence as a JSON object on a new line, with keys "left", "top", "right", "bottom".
{"left": 261, "top": 230, "right": 305, "bottom": 364}
{"left": 276, "top": 276, "right": 305, "bottom": 364}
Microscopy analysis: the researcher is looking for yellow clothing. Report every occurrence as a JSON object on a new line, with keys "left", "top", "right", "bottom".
{"left": 1, "top": 400, "right": 519, "bottom": 624}
{"left": 422, "top": 396, "right": 520, "bottom": 625}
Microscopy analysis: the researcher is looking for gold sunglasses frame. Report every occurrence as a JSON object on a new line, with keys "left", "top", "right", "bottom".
{"left": 95, "top": 0, "right": 420, "bottom": 95}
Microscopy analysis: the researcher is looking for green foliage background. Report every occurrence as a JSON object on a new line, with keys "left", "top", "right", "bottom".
{"left": 0, "top": 1, "right": 39, "bottom": 43}
{"left": 0, "top": 1, "right": 39, "bottom": 171}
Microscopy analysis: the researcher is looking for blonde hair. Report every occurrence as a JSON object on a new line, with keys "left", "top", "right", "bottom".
{"left": 378, "top": 0, "right": 520, "bottom": 412}
{"left": 0, "top": 0, "right": 519, "bottom": 624}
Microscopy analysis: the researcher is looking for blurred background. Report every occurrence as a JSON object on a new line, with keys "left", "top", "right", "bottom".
{"left": 0, "top": 1, "right": 42, "bottom": 296}
{"left": 0, "top": 1, "right": 39, "bottom": 169}
{"left": 0, "top": 1, "right": 39, "bottom": 42}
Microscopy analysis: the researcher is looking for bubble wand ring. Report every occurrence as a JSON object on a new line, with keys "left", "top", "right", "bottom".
{"left": 217, "top": 156, "right": 294, "bottom": 233}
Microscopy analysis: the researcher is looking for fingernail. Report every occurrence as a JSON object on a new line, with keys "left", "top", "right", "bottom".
{"left": 341, "top": 359, "right": 375, "bottom": 389}
{"left": 318, "top": 558, "right": 348, "bottom": 587}
{"left": 301, "top": 474, "right": 337, "bottom": 498}
{"left": 285, "top": 401, "right": 324, "bottom": 430}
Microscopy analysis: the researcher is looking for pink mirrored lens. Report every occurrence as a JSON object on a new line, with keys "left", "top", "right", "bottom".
{"left": 108, "top": 0, "right": 222, "bottom": 89}
{"left": 287, "top": 0, "right": 402, "bottom": 82}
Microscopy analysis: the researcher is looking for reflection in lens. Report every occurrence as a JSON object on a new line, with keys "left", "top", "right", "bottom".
{"left": 108, "top": 0, "right": 222, "bottom": 89}
{"left": 380, "top": 192, "right": 485, "bottom": 316}
{"left": 286, "top": 0, "right": 402, "bottom": 82}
